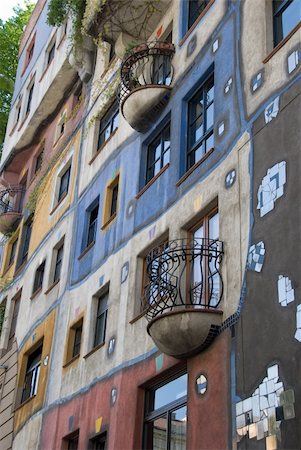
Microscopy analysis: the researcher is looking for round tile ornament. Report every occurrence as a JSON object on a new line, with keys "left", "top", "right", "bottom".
{"left": 196, "top": 374, "right": 208, "bottom": 395}
{"left": 225, "top": 169, "right": 236, "bottom": 188}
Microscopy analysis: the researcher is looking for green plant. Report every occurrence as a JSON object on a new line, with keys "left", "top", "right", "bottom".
{"left": 47, "top": 0, "right": 86, "bottom": 46}
{"left": 0, "top": 302, "right": 5, "bottom": 335}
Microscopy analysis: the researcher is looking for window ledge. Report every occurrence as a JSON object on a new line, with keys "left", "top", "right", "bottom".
{"left": 14, "top": 394, "right": 36, "bottom": 412}
{"left": 179, "top": 0, "right": 215, "bottom": 47}
{"left": 78, "top": 240, "right": 95, "bottom": 260}
{"left": 63, "top": 354, "right": 80, "bottom": 369}
{"left": 30, "top": 287, "right": 42, "bottom": 300}
{"left": 49, "top": 192, "right": 68, "bottom": 216}
{"left": 176, "top": 148, "right": 214, "bottom": 187}
{"left": 17, "top": 112, "right": 29, "bottom": 132}
{"left": 101, "top": 212, "right": 117, "bottom": 231}
{"left": 136, "top": 163, "right": 170, "bottom": 199}
{"left": 88, "top": 128, "right": 118, "bottom": 165}
{"left": 83, "top": 342, "right": 105, "bottom": 359}
{"left": 45, "top": 279, "right": 60, "bottom": 295}
{"left": 263, "top": 21, "right": 301, "bottom": 64}
{"left": 129, "top": 310, "right": 146, "bottom": 324}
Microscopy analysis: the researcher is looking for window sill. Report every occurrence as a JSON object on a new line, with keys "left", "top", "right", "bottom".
{"left": 176, "top": 148, "right": 214, "bottom": 187}
{"left": 63, "top": 354, "right": 80, "bottom": 369}
{"left": 17, "top": 112, "right": 29, "bottom": 132}
{"left": 14, "top": 394, "right": 36, "bottom": 412}
{"left": 88, "top": 128, "right": 118, "bottom": 165}
{"left": 263, "top": 21, "right": 301, "bottom": 64}
{"left": 101, "top": 212, "right": 117, "bottom": 231}
{"left": 45, "top": 279, "right": 60, "bottom": 295}
{"left": 30, "top": 287, "right": 42, "bottom": 300}
{"left": 78, "top": 240, "right": 95, "bottom": 260}
{"left": 49, "top": 192, "right": 68, "bottom": 216}
{"left": 83, "top": 342, "right": 105, "bottom": 359}
{"left": 179, "top": 0, "right": 215, "bottom": 47}
{"left": 136, "top": 163, "right": 170, "bottom": 199}
{"left": 129, "top": 310, "right": 146, "bottom": 324}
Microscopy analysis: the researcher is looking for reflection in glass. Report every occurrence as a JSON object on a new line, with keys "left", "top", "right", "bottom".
{"left": 154, "top": 374, "right": 187, "bottom": 410}
{"left": 170, "top": 406, "right": 187, "bottom": 450}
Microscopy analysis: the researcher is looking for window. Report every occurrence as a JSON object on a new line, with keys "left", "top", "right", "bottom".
{"left": 47, "top": 41, "right": 55, "bottom": 66}
{"left": 86, "top": 202, "right": 99, "bottom": 247}
{"left": 65, "top": 318, "right": 83, "bottom": 364}
{"left": 8, "top": 238, "right": 18, "bottom": 267}
{"left": 187, "top": 0, "right": 209, "bottom": 30}
{"left": 89, "top": 433, "right": 107, "bottom": 450}
{"left": 273, "top": 0, "right": 301, "bottom": 46}
{"left": 190, "top": 208, "right": 220, "bottom": 306}
{"left": 93, "top": 293, "right": 108, "bottom": 348}
{"left": 21, "top": 342, "right": 42, "bottom": 403}
{"left": 23, "top": 34, "right": 35, "bottom": 73}
{"left": 103, "top": 176, "right": 119, "bottom": 227}
{"left": 34, "top": 147, "right": 44, "bottom": 174}
{"left": 144, "top": 372, "right": 187, "bottom": 450}
{"left": 58, "top": 165, "right": 71, "bottom": 202}
{"left": 72, "top": 321, "right": 82, "bottom": 358}
{"left": 64, "top": 431, "right": 79, "bottom": 450}
{"left": 152, "top": 32, "right": 172, "bottom": 86}
{"left": 7, "top": 292, "right": 21, "bottom": 353}
{"left": 26, "top": 81, "right": 35, "bottom": 115}
{"left": 187, "top": 73, "right": 214, "bottom": 170}
{"left": 18, "top": 218, "right": 33, "bottom": 267}
{"left": 146, "top": 123, "right": 170, "bottom": 185}
{"left": 53, "top": 242, "right": 64, "bottom": 283}
{"left": 56, "top": 111, "right": 66, "bottom": 141}
{"left": 32, "top": 261, "right": 46, "bottom": 295}
{"left": 97, "top": 102, "right": 119, "bottom": 151}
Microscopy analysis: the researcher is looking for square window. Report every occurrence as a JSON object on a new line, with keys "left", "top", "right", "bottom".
{"left": 58, "top": 165, "right": 71, "bottom": 203}
{"left": 273, "top": 0, "right": 301, "bottom": 46}
{"left": 93, "top": 292, "right": 108, "bottom": 348}
{"left": 32, "top": 260, "right": 46, "bottom": 295}
{"left": 186, "top": 73, "right": 214, "bottom": 170}
{"left": 145, "top": 123, "right": 170, "bottom": 185}
{"left": 102, "top": 176, "right": 119, "bottom": 228}
{"left": 143, "top": 372, "right": 187, "bottom": 449}
{"left": 97, "top": 102, "right": 119, "bottom": 151}
{"left": 21, "top": 341, "right": 43, "bottom": 404}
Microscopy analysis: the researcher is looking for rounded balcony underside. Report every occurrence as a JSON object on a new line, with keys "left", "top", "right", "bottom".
{"left": 121, "top": 85, "right": 172, "bottom": 132}
{"left": 147, "top": 308, "right": 223, "bottom": 359}
{"left": 0, "top": 212, "right": 22, "bottom": 234}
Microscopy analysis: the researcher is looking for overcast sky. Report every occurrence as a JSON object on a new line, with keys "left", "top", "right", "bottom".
{"left": 1, "top": 0, "right": 35, "bottom": 21}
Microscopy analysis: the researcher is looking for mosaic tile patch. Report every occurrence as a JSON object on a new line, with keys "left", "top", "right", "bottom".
{"left": 277, "top": 275, "right": 294, "bottom": 307}
{"left": 121, "top": 262, "right": 129, "bottom": 284}
{"left": 196, "top": 374, "right": 207, "bottom": 395}
{"left": 257, "top": 162, "right": 286, "bottom": 217}
{"left": 251, "top": 71, "right": 263, "bottom": 92}
{"left": 155, "top": 353, "right": 164, "bottom": 371}
{"left": 236, "top": 364, "right": 295, "bottom": 447}
{"left": 187, "top": 35, "right": 197, "bottom": 57}
{"left": 95, "top": 416, "right": 102, "bottom": 433}
{"left": 288, "top": 50, "right": 299, "bottom": 74}
{"left": 107, "top": 337, "right": 116, "bottom": 356}
{"left": 295, "top": 305, "right": 301, "bottom": 342}
{"left": 247, "top": 242, "right": 265, "bottom": 272}
{"left": 218, "top": 122, "right": 225, "bottom": 136}
{"left": 111, "top": 387, "right": 117, "bottom": 406}
{"left": 224, "top": 77, "right": 233, "bottom": 94}
{"left": 225, "top": 169, "right": 236, "bottom": 188}
{"left": 264, "top": 97, "right": 280, "bottom": 124}
{"left": 212, "top": 39, "right": 219, "bottom": 53}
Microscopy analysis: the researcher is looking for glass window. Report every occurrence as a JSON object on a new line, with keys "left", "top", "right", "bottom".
{"left": 89, "top": 433, "right": 106, "bottom": 450}
{"left": 33, "top": 261, "right": 45, "bottom": 294}
{"left": 35, "top": 149, "right": 44, "bottom": 174}
{"left": 273, "top": 0, "right": 301, "bottom": 46}
{"left": 47, "top": 42, "right": 55, "bottom": 66}
{"left": 94, "top": 293, "right": 108, "bottom": 348}
{"left": 72, "top": 322, "right": 82, "bottom": 358}
{"left": 146, "top": 124, "right": 170, "bottom": 185}
{"left": 8, "top": 238, "right": 18, "bottom": 266}
{"left": 20, "top": 218, "right": 33, "bottom": 265}
{"left": 58, "top": 166, "right": 71, "bottom": 202}
{"left": 67, "top": 433, "right": 79, "bottom": 450}
{"left": 26, "top": 83, "right": 34, "bottom": 115}
{"left": 188, "top": 0, "right": 209, "bottom": 30}
{"left": 187, "top": 74, "right": 214, "bottom": 170}
{"left": 97, "top": 102, "right": 119, "bottom": 150}
{"left": 144, "top": 373, "right": 187, "bottom": 450}
{"left": 86, "top": 202, "right": 99, "bottom": 247}
{"left": 21, "top": 343, "right": 42, "bottom": 403}
{"left": 7, "top": 294, "right": 21, "bottom": 352}
{"left": 103, "top": 176, "right": 119, "bottom": 227}
{"left": 53, "top": 243, "right": 64, "bottom": 283}
{"left": 110, "top": 183, "right": 118, "bottom": 217}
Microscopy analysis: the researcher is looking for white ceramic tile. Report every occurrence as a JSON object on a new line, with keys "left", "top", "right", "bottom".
{"left": 236, "top": 401, "right": 243, "bottom": 416}
{"left": 249, "top": 423, "right": 257, "bottom": 439}
{"left": 236, "top": 414, "right": 246, "bottom": 428}
{"left": 243, "top": 397, "right": 252, "bottom": 412}
{"left": 256, "top": 420, "right": 264, "bottom": 440}
{"left": 267, "top": 365, "right": 278, "bottom": 380}
{"left": 259, "top": 383, "right": 267, "bottom": 396}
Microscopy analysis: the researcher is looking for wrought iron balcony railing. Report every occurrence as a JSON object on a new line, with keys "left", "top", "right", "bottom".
{"left": 0, "top": 185, "right": 25, "bottom": 215}
{"left": 141, "top": 238, "right": 224, "bottom": 321}
{"left": 119, "top": 41, "right": 175, "bottom": 103}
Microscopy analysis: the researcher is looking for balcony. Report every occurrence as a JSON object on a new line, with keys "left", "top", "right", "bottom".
{"left": 142, "top": 238, "right": 224, "bottom": 359}
{"left": 119, "top": 41, "right": 175, "bottom": 132}
{"left": 0, "top": 186, "right": 24, "bottom": 234}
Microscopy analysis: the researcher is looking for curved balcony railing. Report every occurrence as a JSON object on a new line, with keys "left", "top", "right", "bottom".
{"left": 141, "top": 238, "right": 224, "bottom": 321}
{"left": 0, "top": 185, "right": 25, "bottom": 234}
{"left": 120, "top": 41, "right": 175, "bottom": 102}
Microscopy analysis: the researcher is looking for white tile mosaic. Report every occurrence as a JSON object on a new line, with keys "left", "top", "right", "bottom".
{"left": 264, "top": 97, "right": 280, "bottom": 123}
{"left": 288, "top": 50, "right": 299, "bottom": 74}
{"left": 294, "top": 304, "right": 301, "bottom": 342}
{"left": 248, "top": 241, "right": 265, "bottom": 272}
{"left": 257, "top": 161, "right": 286, "bottom": 217}
{"left": 213, "top": 39, "right": 219, "bottom": 52}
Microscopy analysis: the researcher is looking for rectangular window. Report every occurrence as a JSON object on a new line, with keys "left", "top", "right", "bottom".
{"left": 66, "top": 432, "right": 79, "bottom": 450}
{"left": 34, "top": 147, "right": 44, "bottom": 174}
{"left": 188, "top": 0, "right": 209, "bottom": 30}
{"left": 146, "top": 123, "right": 170, "bottom": 185}
{"left": 94, "top": 293, "right": 108, "bottom": 348}
{"left": 187, "top": 73, "right": 214, "bottom": 170}
{"left": 53, "top": 242, "right": 64, "bottom": 283}
{"left": 103, "top": 176, "right": 119, "bottom": 227}
{"left": 23, "top": 34, "right": 35, "bottom": 74}
{"left": 21, "top": 342, "right": 42, "bottom": 403}
{"left": 65, "top": 318, "right": 84, "bottom": 364}
{"left": 144, "top": 372, "right": 187, "bottom": 450}
{"left": 273, "top": 0, "right": 301, "bottom": 46}
{"left": 33, "top": 261, "right": 46, "bottom": 294}
{"left": 47, "top": 41, "right": 55, "bottom": 66}
{"left": 26, "top": 82, "right": 35, "bottom": 115}
{"left": 8, "top": 238, "right": 18, "bottom": 267}
{"left": 72, "top": 322, "right": 82, "bottom": 358}
{"left": 89, "top": 433, "right": 106, "bottom": 450}
{"left": 58, "top": 165, "right": 71, "bottom": 202}
{"left": 86, "top": 202, "right": 99, "bottom": 247}
{"left": 7, "top": 293, "right": 21, "bottom": 352}
{"left": 97, "top": 102, "right": 119, "bottom": 151}
{"left": 19, "top": 218, "right": 33, "bottom": 266}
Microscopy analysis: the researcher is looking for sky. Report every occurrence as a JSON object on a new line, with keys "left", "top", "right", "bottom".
{"left": 0, "top": 0, "right": 35, "bottom": 21}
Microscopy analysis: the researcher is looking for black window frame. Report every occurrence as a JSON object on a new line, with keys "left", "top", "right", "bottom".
{"left": 65, "top": 431, "right": 79, "bottom": 450}
{"left": 89, "top": 432, "right": 107, "bottom": 450}
{"left": 273, "top": 0, "right": 301, "bottom": 46}
{"left": 110, "top": 183, "right": 118, "bottom": 218}
{"left": 86, "top": 202, "right": 99, "bottom": 248}
{"left": 145, "top": 123, "right": 171, "bottom": 185}
{"left": 186, "top": 72, "right": 214, "bottom": 171}
{"left": 33, "top": 260, "right": 46, "bottom": 294}
{"left": 143, "top": 371, "right": 188, "bottom": 450}
{"left": 26, "top": 82, "right": 34, "bottom": 115}
{"left": 21, "top": 342, "right": 43, "bottom": 404}
{"left": 97, "top": 102, "right": 119, "bottom": 151}
{"left": 53, "top": 242, "right": 64, "bottom": 283}
{"left": 93, "top": 293, "right": 108, "bottom": 349}
{"left": 72, "top": 322, "right": 82, "bottom": 358}
{"left": 34, "top": 148, "right": 44, "bottom": 174}
{"left": 47, "top": 41, "right": 56, "bottom": 66}
{"left": 18, "top": 218, "right": 33, "bottom": 267}
{"left": 58, "top": 165, "right": 71, "bottom": 203}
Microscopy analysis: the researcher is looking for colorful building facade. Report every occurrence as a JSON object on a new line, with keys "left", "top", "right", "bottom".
{"left": 0, "top": 0, "right": 300, "bottom": 449}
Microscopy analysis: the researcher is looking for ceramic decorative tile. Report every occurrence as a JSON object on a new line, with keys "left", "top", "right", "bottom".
{"left": 257, "top": 162, "right": 286, "bottom": 217}
{"left": 247, "top": 241, "right": 265, "bottom": 272}
{"left": 264, "top": 97, "right": 280, "bottom": 123}
{"left": 288, "top": 50, "right": 299, "bottom": 74}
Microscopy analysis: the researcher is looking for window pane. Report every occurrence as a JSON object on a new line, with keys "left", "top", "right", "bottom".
{"left": 146, "top": 415, "right": 167, "bottom": 450}
{"left": 170, "top": 406, "right": 187, "bottom": 450}
{"left": 205, "top": 133, "right": 214, "bottom": 151}
{"left": 154, "top": 374, "right": 187, "bottom": 411}
{"left": 206, "top": 103, "right": 214, "bottom": 130}
{"left": 280, "top": 0, "right": 301, "bottom": 39}
{"left": 209, "top": 212, "right": 219, "bottom": 240}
